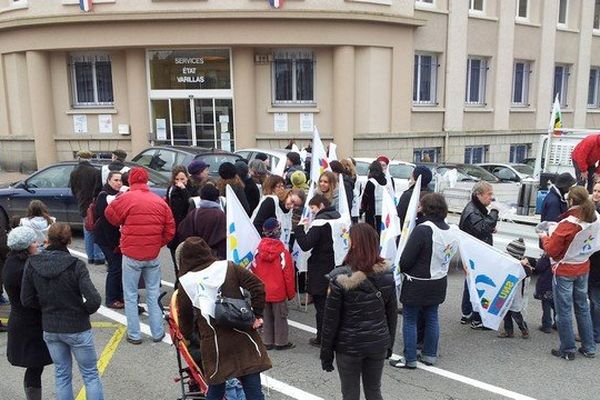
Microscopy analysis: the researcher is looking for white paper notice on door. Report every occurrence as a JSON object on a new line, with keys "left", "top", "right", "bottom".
{"left": 221, "top": 131, "right": 231, "bottom": 152}
{"left": 73, "top": 115, "right": 88, "bottom": 134}
{"left": 300, "top": 113, "right": 314, "bottom": 132}
{"left": 98, "top": 115, "right": 113, "bottom": 134}
{"left": 274, "top": 113, "right": 288, "bottom": 133}
{"left": 156, "top": 119, "right": 167, "bottom": 140}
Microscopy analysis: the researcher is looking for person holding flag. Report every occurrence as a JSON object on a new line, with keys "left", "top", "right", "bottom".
{"left": 397, "top": 166, "right": 433, "bottom": 227}
{"left": 251, "top": 188, "right": 305, "bottom": 244}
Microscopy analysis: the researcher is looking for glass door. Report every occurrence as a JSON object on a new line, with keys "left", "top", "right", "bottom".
{"left": 171, "top": 99, "right": 193, "bottom": 146}
{"left": 194, "top": 99, "right": 215, "bottom": 148}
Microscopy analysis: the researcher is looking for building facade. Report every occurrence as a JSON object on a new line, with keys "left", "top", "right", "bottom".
{"left": 0, "top": 0, "right": 599, "bottom": 171}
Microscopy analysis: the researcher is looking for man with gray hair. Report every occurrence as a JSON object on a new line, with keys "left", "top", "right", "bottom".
{"left": 458, "top": 181, "right": 499, "bottom": 329}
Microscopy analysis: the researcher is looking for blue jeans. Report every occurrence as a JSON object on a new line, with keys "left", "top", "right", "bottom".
{"left": 122, "top": 255, "right": 164, "bottom": 341}
{"left": 541, "top": 298, "right": 556, "bottom": 330}
{"left": 553, "top": 274, "right": 596, "bottom": 354}
{"left": 43, "top": 330, "right": 103, "bottom": 400}
{"left": 403, "top": 304, "right": 440, "bottom": 364}
{"left": 206, "top": 373, "right": 262, "bottom": 400}
{"left": 83, "top": 223, "right": 105, "bottom": 262}
{"left": 99, "top": 245, "right": 123, "bottom": 305}
{"left": 461, "top": 280, "right": 481, "bottom": 322}
{"left": 589, "top": 286, "right": 600, "bottom": 343}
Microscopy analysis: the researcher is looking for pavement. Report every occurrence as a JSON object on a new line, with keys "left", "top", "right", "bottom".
{"left": 1, "top": 222, "right": 597, "bottom": 400}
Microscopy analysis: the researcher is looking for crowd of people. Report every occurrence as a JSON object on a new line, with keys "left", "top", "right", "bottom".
{"left": 1, "top": 145, "right": 600, "bottom": 400}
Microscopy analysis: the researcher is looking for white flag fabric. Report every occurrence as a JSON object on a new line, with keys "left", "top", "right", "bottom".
{"left": 293, "top": 184, "right": 316, "bottom": 271}
{"left": 311, "top": 216, "right": 351, "bottom": 267}
{"left": 458, "top": 231, "right": 526, "bottom": 330}
{"left": 380, "top": 188, "right": 401, "bottom": 261}
{"left": 337, "top": 173, "right": 351, "bottom": 218}
{"left": 393, "top": 176, "right": 421, "bottom": 285}
{"left": 291, "top": 143, "right": 301, "bottom": 154}
{"left": 328, "top": 143, "right": 338, "bottom": 162}
{"left": 384, "top": 167, "right": 397, "bottom": 204}
{"left": 310, "top": 127, "right": 331, "bottom": 185}
{"left": 179, "top": 260, "right": 229, "bottom": 321}
{"left": 226, "top": 185, "right": 261, "bottom": 268}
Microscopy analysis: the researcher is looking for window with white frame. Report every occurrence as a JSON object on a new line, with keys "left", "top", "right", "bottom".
{"left": 413, "top": 147, "right": 440, "bottom": 163}
{"left": 70, "top": 54, "right": 114, "bottom": 107}
{"left": 415, "top": 0, "right": 434, "bottom": 5}
{"left": 594, "top": 0, "right": 600, "bottom": 30}
{"left": 512, "top": 61, "right": 530, "bottom": 106}
{"left": 509, "top": 144, "right": 530, "bottom": 163}
{"left": 413, "top": 53, "right": 438, "bottom": 105}
{"left": 558, "top": 0, "right": 568, "bottom": 25}
{"left": 516, "top": 0, "right": 528, "bottom": 19}
{"left": 589, "top": 68, "right": 600, "bottom": 108}
{"left": 272, "top": 49, "right": 314, "bottom": 105}
{"left": 464, "top": 146, "right": 487, "bottom": 164}
{"left": 553, "top": 64, "right": 569, "bottom": 106}
{"left": 469, "top": 0, "right": 484, "bottom": 12}
{"left": 465, "top": 57, "right": 488, "bottom": 105}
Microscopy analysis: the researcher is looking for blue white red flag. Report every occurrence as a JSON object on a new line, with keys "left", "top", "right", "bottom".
{"left": 80, "top": 0, "right": 93, "bottom": 12}
{"left": 269, "top": 0, "right": 284, "bottom": 8}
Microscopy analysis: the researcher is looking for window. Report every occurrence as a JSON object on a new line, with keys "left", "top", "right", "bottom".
{"left": 272, "top": 49, "right": 314, "bottom": 105}
{"left": 589, "top": 68, "right": 600, "bottom": 108}
{"left": 27, "top": 165, "right": 75, "bottom": 189}
{"left": 469, "top": 0, "right": 484, "bottom": 12}
{"left": 553, "top": 64, "right": 570, "bottom": 106}
{"left": 558, "top": 0, "right": 568, "bottom": 25}
{"left": 70, "top": 54, "right": 113, "bottom": 107}
{"left": 413, "top": 54, "right": 438, "bottom": 105}
{"left": 509, "top": 144, "right": 530, "bottom": 163}
{"left": 516, "top": 0, "right": 528, "bottom": 19}
{"left": 512, "top": 61, "right": 530, "bottom": 106}
{"left": 413, "top": 148, "right": 440, "bottom": 163}
{"left": 416, "top": 0, "right": 434, "bottom": 4}
{"left": 595, "top": 0, "right": 600, "bottom": 30}
{"left": 465, "top": 57, "right": 488, "bottom": 105}
{"left": 464, "top": 146, "right": 487, "bottom": 164}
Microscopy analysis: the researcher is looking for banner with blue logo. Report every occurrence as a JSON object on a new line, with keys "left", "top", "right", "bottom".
{"left": 226, "top": 185, "right": 261, "bottom": 268}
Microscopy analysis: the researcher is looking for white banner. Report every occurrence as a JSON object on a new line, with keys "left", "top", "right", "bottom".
{"left": 293, "top": 184, "right": 316, "bottom": 271}
{"left": 380, "top": 188, "right": 401, "bottom": 261}
{"left": 328, "top": 142, "right": 338, "bottom": 162}
{"left": 226, "top": 185, "right": 261, "bottom": 268}
{"left": 393, "top": 176, "right": 421, "bottom": 285}
{"left": 310, "top": 127, "right": 331, "bottom": 185}
{"left": 179, "top": 260, "right": 229, "bottom": 321}
{"left": 458, "top": 231, "right": 526, "bottom": 330}
{"left": 337, "top": 173, "right": 351, "bottom": 218}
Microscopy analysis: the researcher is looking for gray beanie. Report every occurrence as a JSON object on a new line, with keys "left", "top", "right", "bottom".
{"left": 7, "top": 226, "right": 37, "bottom": 251}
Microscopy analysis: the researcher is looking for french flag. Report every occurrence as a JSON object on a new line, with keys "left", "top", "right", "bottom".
{"left": 269, "top": 0, "right": 284, "bottom": 8}
{"left": 80, "top": 0, "right": 93, "bottom": 12}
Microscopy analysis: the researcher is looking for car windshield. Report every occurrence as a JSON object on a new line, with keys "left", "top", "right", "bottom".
{"left": 195, "top": 154, "right": 241, "bottom": 176}
{"left": 512, "top": 164, "right": 534, "bottom": 175}
{"left": 459, "top": 165, "right": 498, "bottom": 182}
{"left": 389, "top": 164, "right": 414, "bottom": 179}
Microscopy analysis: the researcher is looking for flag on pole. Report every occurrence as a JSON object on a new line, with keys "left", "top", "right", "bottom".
{"left": 380, "top": 188, "right": 401, "bottom": 261}
{"left": 80, "top": 0, "right": 93, "bottom": 12}
{"left": 337, "top": 173, "right": 350, "bottom": 218}
{"left": 226, "top": 185, "right": 261, "bottom": 268}
{"left": 549, "top": 94, "right": 562, "bottom": 134}
{"left": 328, "top": 143, "right": 338, "bottom": 162}
{"left": 293, "top": 184, "right": 315, "bottom": 272}
{"left": 384, "top": 166, "right": 397, "bottom": 205}
{"left": 179, "top": 261, "right": 229, "bottom": 321}
{"left": 458, "top": 231, "right": 526, "bottom": 330}
{"left": 393, "top": 175, "right": 422, "bottom": 285}
{"left": 269, "top": 0, "right": 284, "bottom": 8}
{"left": 310, "top": 127, "right": 331, "bottom": 185}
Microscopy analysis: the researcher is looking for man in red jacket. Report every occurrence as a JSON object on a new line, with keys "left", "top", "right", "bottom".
{"left": 571, "top": 134, "right": 600, "bottom": 193}
{"left": 105, "top": 167, "right": 175, "bottom": 344}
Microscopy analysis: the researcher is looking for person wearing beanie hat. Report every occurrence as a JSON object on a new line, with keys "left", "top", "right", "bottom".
{"left": 186, "top": 159, "right": 213, "bottom": 202}
{"left": 376, "top": 155, "right": 390, "bottom": 170}
{"left": 498, "top": 238, "right": 533, "bottom": 339}
{"left": 217, "top": 162, "right": 251, "bottom": 216}
{"left": 101, "top": 149, "right": 130, "bottom": 183}
{"left": 69, "top": 150, "right": 104, "bottom": 264}
{"left": 188, "top": 159, "right": 210, "bottom": 177}
{"left": 541, "top": 172, "right": 575, "bottom": 223}
{"left": 236, "top": 160, "right": 260, "bottom": 215}
{"left": 3, "top": 225, "right": 52, "bottom": 400}
{"left": 290, "top": 170, "right": 309, "bottom": 191}
{"left": 396, "top": 165, "right": 433, "bottom": 227}
{"left": 284, "top": 152, "right": 305, "bottom": 187}
{"left": 252, "top": 217, "right": 296, "bottom": 350}
{"left": 105, "top": 166, "right": 176, "bottom": 344}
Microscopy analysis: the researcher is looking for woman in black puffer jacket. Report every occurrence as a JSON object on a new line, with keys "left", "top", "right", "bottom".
{"left": 320, "top": 223, "right": 397, "bottom": 400}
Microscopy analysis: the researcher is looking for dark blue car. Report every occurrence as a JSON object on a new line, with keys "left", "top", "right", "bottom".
{"left": 0, "top": 160, "right": 169, "bottom": 232}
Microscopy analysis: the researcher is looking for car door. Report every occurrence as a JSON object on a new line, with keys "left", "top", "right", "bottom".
{"left": 11, "top": 164, "right": 74, "bottom": 224}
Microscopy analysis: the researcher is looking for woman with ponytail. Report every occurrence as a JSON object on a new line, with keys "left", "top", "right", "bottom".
{"left": 540, "top": 186, "right": 599, "bottom": 360}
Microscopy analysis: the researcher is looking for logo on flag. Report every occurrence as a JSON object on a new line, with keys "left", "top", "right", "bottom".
{"left": 269, "top": 0, "right": 284, "bottom": 8}
{"left": 80, "top": 0, "right": 93, "bottom": 12}
{"left": 226, "top": 185, "right": 261, "bottom": 268}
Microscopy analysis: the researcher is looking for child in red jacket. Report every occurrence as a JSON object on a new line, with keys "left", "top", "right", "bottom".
{"left": 251, "top": 218, "right": 296, "bottom": 350}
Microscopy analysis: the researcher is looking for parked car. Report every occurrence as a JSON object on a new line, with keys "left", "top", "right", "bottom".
{"left": 0, "top": 161, "right": 169, "bottom": 231}
{"left": 354, "top": 157, "right": 415, "bottom": 197}
{"left": 235, "top": 148, "right": 290, "bottom": 176}
{"left": 477, "top": 163, "right": 534, "bottom": 183}
{"left": 131, "top": 146, "right": 242, "bottom": 179}
{"left": 433, "top": 163, "right": 500, "bottom": 183}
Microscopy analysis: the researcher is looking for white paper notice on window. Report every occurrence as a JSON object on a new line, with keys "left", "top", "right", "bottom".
{"left": 98, "top": 115, "right": 113, "bottom": 134}
{"left": 221, "top": 131, "right": 231, "bottom": 152}
{"left": 73, "top": 115, "right": 88, "bottom": 134}
{"left": 274, "top": 113, "right": 288, "bottom": 133}
{"left": 300, "top": 113, "right": 314, "bottom": 132}
{"left": 156, "top": 119, "right": 167, "bottom": 140}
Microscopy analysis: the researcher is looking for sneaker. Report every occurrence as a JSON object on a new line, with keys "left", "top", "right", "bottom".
{"left": 417, "top": 354, "right": 435, "bottom": 366}
{"left": 126, "top": 336, "right": 143, "bottom": 345}
{"left": 551, "top": 349, "right": 575, "bottom": 360}
{"left": 578, "top": 348, "right": 596, "bottom": 358}
{"left": 152, "top": 333, "right": 166, "bottom": 343}
{"left": 470, "top": 320, "right": 483, "bottom": 330}
{"left": 538, "top": 325, "right": 552, "bottom": 334}
{"left": 389, "top": 357, "right": 417, "bottom": 369}
{"left": 497, "top": 330, "right": 514, "bottom": 338}
{"left": 275, "top": 342, "right": 296, "bottom": 350}
{"left": 308, "top": 337, "right": 321, "bottom": 347}
{"left": 460, "top": 315, "right": 472, "bottom": 325}
{"left": 521, "top": 330, "right": 530, "bottom": 339}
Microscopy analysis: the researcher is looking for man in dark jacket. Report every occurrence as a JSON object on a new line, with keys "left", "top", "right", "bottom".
{"left": 284, "top": 152, "right": 305, "bottom": 186}
{"left": 397, "top": 165, "right": 433, "bottom": 227}
{"left": 235, "top": 160, "right": 260, "bottom": 215}
{"left": 68, "top": 150, "right": 105, "bottom": 265}
{"left": 540, "top": 172, "right": 575, "bottom": 223}
{"left": 458, "top": 181, "right": 499, "bottom": 329}
{"left": 294, "top": 194, "right": 341, "bottom": 347}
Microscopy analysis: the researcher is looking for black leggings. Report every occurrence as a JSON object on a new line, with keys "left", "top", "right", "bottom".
{"left": 24, "top": 367, "right": 44, "bottom": 388}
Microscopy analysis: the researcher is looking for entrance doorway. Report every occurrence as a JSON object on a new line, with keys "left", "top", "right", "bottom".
{"left": 151, "top": 98, "right": 234, "bottom": 151}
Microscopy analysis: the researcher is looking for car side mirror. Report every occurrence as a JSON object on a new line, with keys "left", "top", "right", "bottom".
{"left": 14, "top": 180, "right": 27, "bottom": 189}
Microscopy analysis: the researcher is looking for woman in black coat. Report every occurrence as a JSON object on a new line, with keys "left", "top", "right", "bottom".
{"left": 320, "top": 223, "right": 397, "bottom": 400}
{"left": 3, "top": 226, "right": 52, "bottom": 400}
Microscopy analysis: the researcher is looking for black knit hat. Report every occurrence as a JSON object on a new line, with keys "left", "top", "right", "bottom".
{"left": 218, "top": 162, "right": 237, "bottom": 180}
{"left": 262, "top": 217, "right": 281, "bottom": 238}
{"left": 200, "top": 184, "right": 220, "bottom": 202}
{"left": 555, "top": 172, "right": 576, "bottom": 189}
{"left": 506, "top": 238, "right": 526, "bottom": 260}
{"left": 235, "top": 160, "right": 249, "bottom": 178}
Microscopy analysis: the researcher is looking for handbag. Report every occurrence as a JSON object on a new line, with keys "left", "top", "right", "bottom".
{"left": 214, "top": 291, "right": 256, "bottom": 330}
